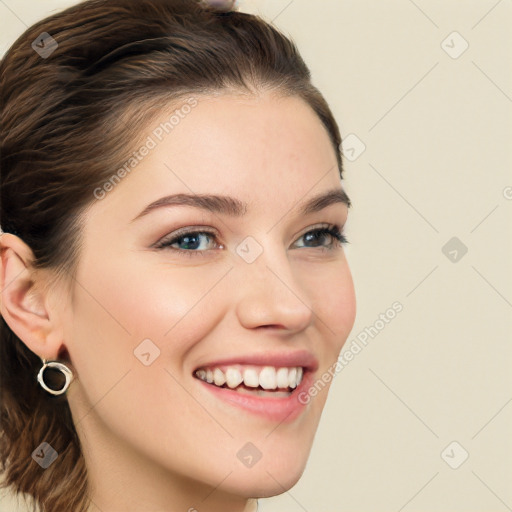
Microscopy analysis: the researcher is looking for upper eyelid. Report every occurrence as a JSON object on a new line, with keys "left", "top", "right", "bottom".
{"left": 165, "top": 221, "right": 343, "bottom": 238}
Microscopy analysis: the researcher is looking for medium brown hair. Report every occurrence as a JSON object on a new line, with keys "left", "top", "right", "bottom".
{"left": 0, "top": 1, "right": 345, "bottom": 510}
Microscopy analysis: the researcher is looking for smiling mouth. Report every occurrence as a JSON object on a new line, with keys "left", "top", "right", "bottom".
{"left": 194, "top": 365, "right": 305, "bottom": 398}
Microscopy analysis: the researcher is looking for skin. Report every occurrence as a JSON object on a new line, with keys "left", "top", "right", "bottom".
{"left": 0, "top": 91, "right": 356, "bottom": 512}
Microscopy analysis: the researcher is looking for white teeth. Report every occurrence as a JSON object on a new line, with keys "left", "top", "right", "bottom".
{"left": 225, "top": 368, "right": 243, "bottom": 389}
{"left": 276, "top": 367, "right": 289, "bottom": 389}
{"left": 259, "top": 366, "right": 277, "bottom": 390}
{"left": 213, "top": 368, "right": 226, "bottom": 387}
{"left": 196, "top": 369, "right": 206, "bottom": 380}
{"left": 195, "top": 365, "right": 305, "bottom": 391}
{"left": 297, "top": 367, "right": 303, "bottom": 385}
{"left": 288, "top": 367, "right": 297, "bottom": 389}
{"left": 243, "top": 368, "right": 260, "bottom": 388}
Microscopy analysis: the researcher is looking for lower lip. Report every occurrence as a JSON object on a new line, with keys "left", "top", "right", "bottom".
{"left": 196, "top": 371, "right": 315, "bottom": 423}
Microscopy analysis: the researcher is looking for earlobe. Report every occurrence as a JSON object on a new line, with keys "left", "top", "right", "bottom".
{"left": 0, "top": 235, "right": 55, "bottom": 357}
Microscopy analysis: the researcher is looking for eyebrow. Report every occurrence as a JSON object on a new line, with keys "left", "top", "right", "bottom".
{"left": 130, "top": 187, "right": 351, "bottom": 222}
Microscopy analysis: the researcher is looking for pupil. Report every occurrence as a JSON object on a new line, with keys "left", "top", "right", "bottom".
{"left": 305, "top": 232, "right": 324, "bottom": 246}
{"left": 182, "top": 235, "right": 200, "bottom": 250}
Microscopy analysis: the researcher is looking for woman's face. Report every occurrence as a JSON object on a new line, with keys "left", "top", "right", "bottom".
{"left": 64, "top": 91, "right": 356, "bottom": 506}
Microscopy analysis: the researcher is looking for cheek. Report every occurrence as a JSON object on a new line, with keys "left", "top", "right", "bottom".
{"left": 306, "top": 259, "right": 356, "bottom": 345}
{"left": 80, "top": 255, "right": 230, "bottom": 343}
{"left": 67, "top": 262, "right": 233, "bottom": 453}
{"left": 67, "top": 258, "right": 229, "bottom": 403}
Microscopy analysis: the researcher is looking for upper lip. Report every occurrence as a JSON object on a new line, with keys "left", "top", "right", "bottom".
{"left": 196, "top": 350, "right": 318, "bottom": 371}
{"left": 193, "top": 350, "right": 319, "bottom": 373}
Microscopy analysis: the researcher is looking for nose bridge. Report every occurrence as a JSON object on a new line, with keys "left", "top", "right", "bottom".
{"left": 233, "top": 236, "right": 313, "bottom": 331}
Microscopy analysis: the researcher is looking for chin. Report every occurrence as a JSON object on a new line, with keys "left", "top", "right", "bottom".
{"left": 217, "top": 450, "right": 309, "bottom": 498}
{"left": 256, "top": 470, "right": 305, "bottom": 498}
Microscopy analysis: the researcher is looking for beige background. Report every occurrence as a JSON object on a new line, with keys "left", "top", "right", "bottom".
{"left": 1, "top": 1, "right": 511, "bottom": 511}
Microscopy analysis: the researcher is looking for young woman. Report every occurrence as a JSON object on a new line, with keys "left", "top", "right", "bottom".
{"left": 0, "top": 1, "right": 356, "bottom": 510}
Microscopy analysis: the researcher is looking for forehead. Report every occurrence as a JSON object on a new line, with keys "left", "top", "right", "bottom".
{"left": 89, "top": 92, "right": 342, "bottom": 224}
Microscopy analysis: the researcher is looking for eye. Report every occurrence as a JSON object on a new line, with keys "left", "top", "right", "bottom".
{"left": 153, "top": 223, "right": 348, "bottom": 257}
{"left": 293, "top": 224, "right": 348, "bottom": 250}
{"left": 153, "top": 229, "right": 219, "bottom": 256}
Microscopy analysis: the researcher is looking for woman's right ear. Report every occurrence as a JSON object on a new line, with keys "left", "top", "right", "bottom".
{"left": 0, "top": 233, "right": 61, "bottom": 359}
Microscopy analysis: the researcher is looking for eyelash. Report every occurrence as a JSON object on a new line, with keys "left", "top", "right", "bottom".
{"left": 153, "top": 223, "right": 349, "bottom": 257}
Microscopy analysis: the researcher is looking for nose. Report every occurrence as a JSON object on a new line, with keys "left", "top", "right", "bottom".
{"left": 234, "top": 244, "right": 314, "bottom": 333}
